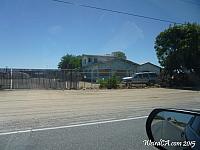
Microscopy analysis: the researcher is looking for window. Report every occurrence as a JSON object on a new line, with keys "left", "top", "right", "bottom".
{"left": 138, "top": 74, "right": 143, "bottom": 79}
{"left": 149, "top": 73, "right": 157, "bottom": 78}
{"left": 94, "top": 58, "right": 97, "bottom": 63}
{"left": 143, "top": 73, "right": 148, "bottom": 78}
{"left": 191, "top": 116, "right": 200, "bottom": 136}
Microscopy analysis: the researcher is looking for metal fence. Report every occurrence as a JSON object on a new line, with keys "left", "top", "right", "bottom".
{"left": 0, "top": 68, "right": 81, "bottom": 89}
{"left": 0, "top": 68, "right": 133, "bottom": 90}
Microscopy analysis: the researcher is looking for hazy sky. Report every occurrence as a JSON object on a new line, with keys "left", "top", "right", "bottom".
{"left": 0, "top": 0, "right": 199, "bottom": 68}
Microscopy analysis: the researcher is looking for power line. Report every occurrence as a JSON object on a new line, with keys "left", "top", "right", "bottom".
{"left": 51, "top": 0, "right": 183, "bottom": 24}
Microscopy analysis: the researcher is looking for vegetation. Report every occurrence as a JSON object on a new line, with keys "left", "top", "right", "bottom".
{"left": 58, "top": 54, "right": 82, "bottom": 69}
{"left": 155, "top": 23, "right": 200, "bottom": 86}
{"left": 99, "top": 75, "right": 120, "bottom": 89}
{"left": 112, "top": 51, "right": 127, "bottom": 59}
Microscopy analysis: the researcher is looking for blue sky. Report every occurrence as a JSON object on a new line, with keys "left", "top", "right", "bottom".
{"left": 0, "top": 0, "right": 199, "bottom": 69}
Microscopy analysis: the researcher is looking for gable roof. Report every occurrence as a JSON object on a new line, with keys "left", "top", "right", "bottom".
{"left": 82, "top": 54, "right": 139, "bottom": 65}
{"left": 82, "top": 58, "right": 139, "bottom": 69}
{"left": 140, "top": 62, "right": 161, "bottom": 68}
{"left": 119, "top": 58, "right": 139, "bottom": 66}
{"left": 82, "top": 54, "right": 116, "bottom": 59}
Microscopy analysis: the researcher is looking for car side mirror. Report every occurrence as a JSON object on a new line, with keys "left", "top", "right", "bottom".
{"left": 146, "top": 108, "right": 200, "bottom": 150}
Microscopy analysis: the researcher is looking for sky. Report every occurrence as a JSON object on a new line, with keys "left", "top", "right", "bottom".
{"left": 0, "top": 0, "right": 199, "bottom": 69}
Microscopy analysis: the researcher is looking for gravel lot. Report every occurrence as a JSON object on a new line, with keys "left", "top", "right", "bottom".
{"left": 0, "top": 88, "right": 199, "bottom": 132}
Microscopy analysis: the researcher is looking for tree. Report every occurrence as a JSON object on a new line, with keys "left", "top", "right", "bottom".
{"left": 58, "top": 54, "right": 82, "bottom": 69}
{"left": 155, "top": 23, "right": 200, "bottom": 77}
{"left": 112, "top": 51, "right": 127, "bottom": 59}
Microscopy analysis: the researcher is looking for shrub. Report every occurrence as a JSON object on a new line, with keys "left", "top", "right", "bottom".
{"left": 98, "top": 75, "right": 120, "bottom": 89}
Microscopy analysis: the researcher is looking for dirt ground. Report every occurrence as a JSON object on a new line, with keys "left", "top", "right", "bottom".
{"left": 0, "top": 88, "right": 200, "bottom": 132}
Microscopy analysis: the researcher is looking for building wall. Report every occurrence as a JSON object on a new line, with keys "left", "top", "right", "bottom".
{"left": 82, "top": 55, "right": 115, "bottom": 67}
{"left": 82, "top": 59, "right": 138, "bottom": 81}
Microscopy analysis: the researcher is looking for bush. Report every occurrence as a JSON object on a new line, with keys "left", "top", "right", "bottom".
{"left": 98, "top": 76, "right": 120, "bottom": 89}
{"left": 159, "top": 71, "right": 200, "bottom": 87}
{"left": 98, "top": 79, "right": 107, "bottom": 89}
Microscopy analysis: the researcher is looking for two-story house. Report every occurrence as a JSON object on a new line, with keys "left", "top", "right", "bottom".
{"left": 81, "top": 54, "right": 139, "bottom": 81}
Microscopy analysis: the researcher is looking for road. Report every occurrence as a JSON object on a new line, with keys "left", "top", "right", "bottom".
{"left": 0, "top": 117, "right": 153, "bottom": 150}
{"left": 0, "top": 88, "right": 199, "bottom": 149}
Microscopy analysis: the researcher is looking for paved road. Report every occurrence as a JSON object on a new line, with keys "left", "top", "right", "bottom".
{"left": 0, "top": 88, "right": 199, "bottom": 149}
{"left": 0, "top": 117, "right": 156, "bottom": 150}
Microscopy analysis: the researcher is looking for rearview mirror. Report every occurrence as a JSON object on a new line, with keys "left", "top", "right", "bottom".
{"left": 146, "top": 108, "right": 200, "bottom": 150}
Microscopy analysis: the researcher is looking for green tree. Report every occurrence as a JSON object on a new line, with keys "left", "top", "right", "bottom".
{"left": 155, "top": 23, "right": 200, "bottom": 77}
{"left": 58, "top": 54, "right": 82, "bottom": 69}
{"left": 112, "top": 51, "right": 127, "bottom": 59}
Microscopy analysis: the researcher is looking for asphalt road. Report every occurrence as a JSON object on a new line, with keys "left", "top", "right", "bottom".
{"left": 0, "top": 88, "right": 199, "bottom": 149}
{"left": 0, "top": 117, "right": 155, "bottom": 150}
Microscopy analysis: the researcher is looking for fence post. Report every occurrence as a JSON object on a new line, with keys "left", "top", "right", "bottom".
{"left": 70, "top": 69, "right": 72, "bottom": 90}
{"left": 91, "top": 70, "right": 93, "bottom": 89}
{"left": 10, "top": 68, "right": 13, "bottom": 89}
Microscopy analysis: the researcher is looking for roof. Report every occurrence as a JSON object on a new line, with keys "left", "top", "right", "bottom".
{"left": 140, "top": 62, "right": 161, "bottom": 68}
{"left": 122, "top": 59, "right": 139, "bottom": 66}
{"left": 82, "top": 54, "right": 139, "bottom": 65}
{"left": 82, "top": 54, "right": 116, "bottom": 58}
{"left": 100, "top": 58, "right": 139, "bottom": 66}
{"left": 135, "top": 72, "right": 157, "bottom": 74}
{"left": 82, "top": 58, "right": 139, "bottom": 69}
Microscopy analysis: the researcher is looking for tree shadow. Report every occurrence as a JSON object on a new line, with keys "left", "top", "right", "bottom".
{"left": 166, "top": 86, "right": 200, "bottom": 91}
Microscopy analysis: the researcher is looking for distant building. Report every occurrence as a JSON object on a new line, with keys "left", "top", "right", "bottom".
{"left": 138, "top": 62, "right": 161, "bottom": 75}
{"left": 81, "top": 54, "right": 161, "bottom": 81}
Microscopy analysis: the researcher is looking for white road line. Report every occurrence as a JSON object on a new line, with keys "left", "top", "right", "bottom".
{"left": 0, "top": 115, "right": 148, "bottom": 136}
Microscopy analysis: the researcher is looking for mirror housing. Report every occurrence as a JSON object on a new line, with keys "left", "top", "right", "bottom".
{"left": 146, "top": 108, "right": 200, "bottom": 150}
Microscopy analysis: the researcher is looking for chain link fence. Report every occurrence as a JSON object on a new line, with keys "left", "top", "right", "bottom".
{"left": 0, "top": 68, "right": 81, "bottom": 89}
{"left": 0, "top": 68, "right": 139, "bottom": 90}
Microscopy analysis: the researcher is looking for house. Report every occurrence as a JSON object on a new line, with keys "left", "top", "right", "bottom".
{"left": 138, "top": 62, "right": 161, "bottom": 75}
{"left": 82, "top": 54, "right": 138, "bottom": 81}
{"left": 81, "top": 54, "right": 161, "bottom": 81}
{"left": 82, "top": 54, "right": 116, "bottom": 67}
